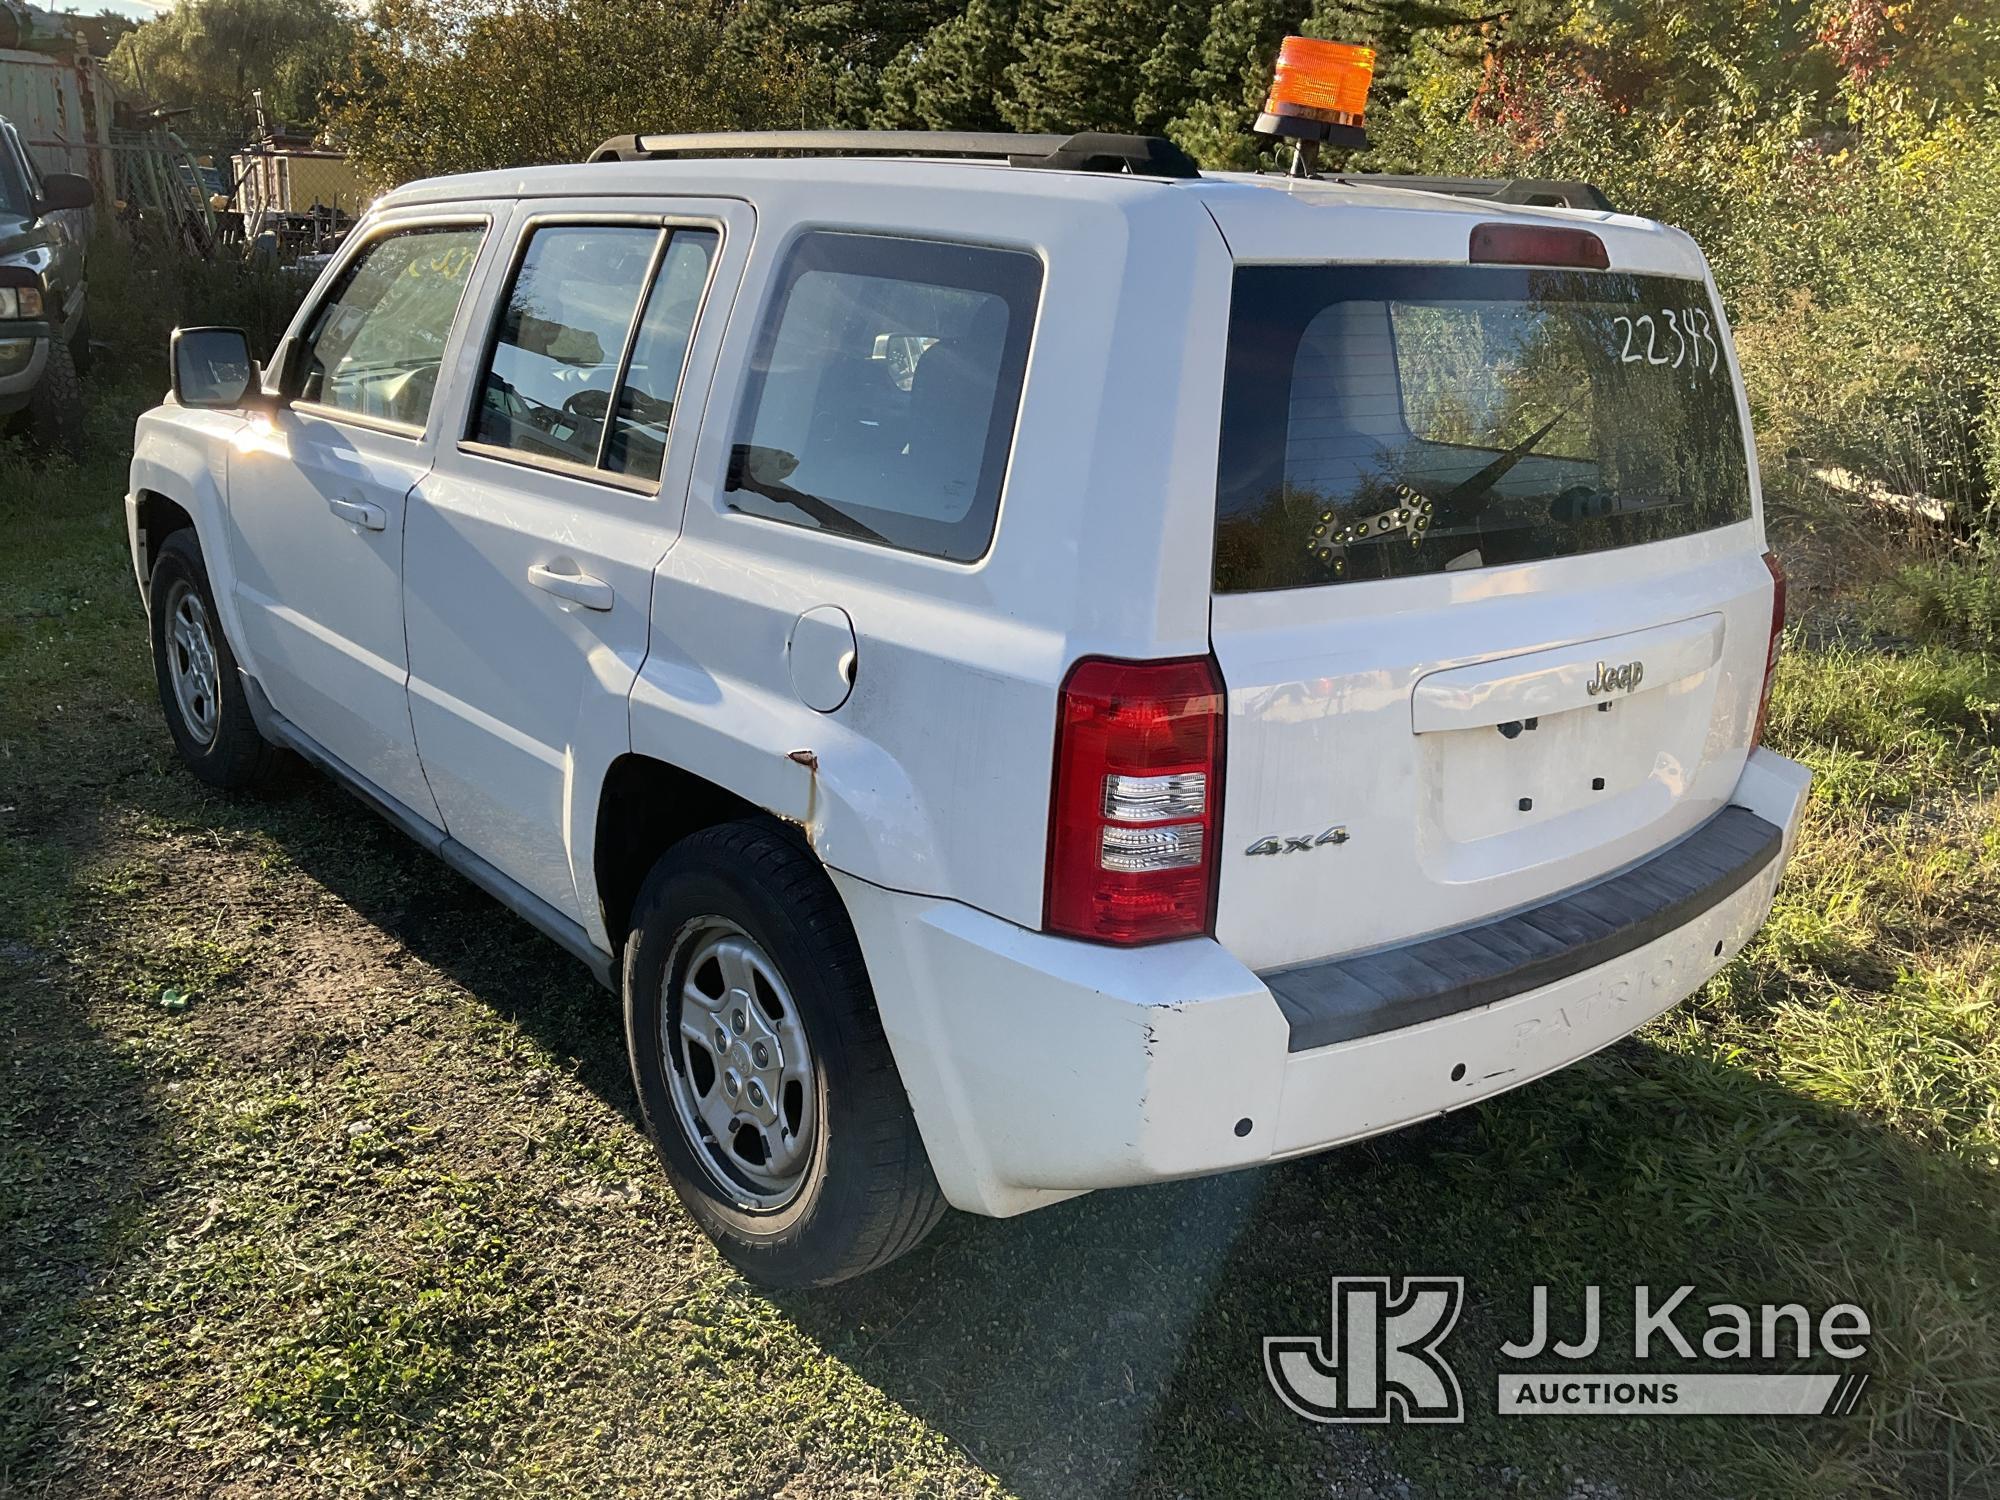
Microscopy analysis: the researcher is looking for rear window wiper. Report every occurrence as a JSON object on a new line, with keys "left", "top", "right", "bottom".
{"left": 1434, "top": 408, "right": 1571, "bottom": 520}
{"left": 726, "top": 445, "right": 891, "bottom": 547}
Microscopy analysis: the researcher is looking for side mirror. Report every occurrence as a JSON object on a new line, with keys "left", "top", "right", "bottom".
{"left": 34, "top": 172, "right": 94, "bottom": 216}
{"left": 171, "top": 325, "right": 260, "bottom": 409}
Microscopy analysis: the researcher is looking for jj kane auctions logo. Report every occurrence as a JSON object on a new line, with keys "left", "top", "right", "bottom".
{"left": 1266, "top": 1279, "right": 1872, "bottom": 1422}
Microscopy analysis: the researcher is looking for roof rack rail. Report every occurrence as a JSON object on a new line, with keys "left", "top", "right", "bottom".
{"left": 1325, "top": 175, "right": 1614, "bottom": 212}
{"left": 587, "top": 129, "right": 1203, "bottom": 180}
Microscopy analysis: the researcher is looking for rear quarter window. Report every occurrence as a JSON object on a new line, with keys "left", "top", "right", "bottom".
{"left": 725, "top": 231, "right": 1042, "bottom": 562}
{"left": 1214, "top": 264, "right": 1754, "bottom": 593}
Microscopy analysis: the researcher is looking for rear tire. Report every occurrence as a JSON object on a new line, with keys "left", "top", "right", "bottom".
{"left": 28, "top": 335, "right": 84, "bottom": 459}
{"left": 623, "top": 820, "right": 945, "bottom": 1287}
{"left": 149, "top": 530, "right": 275, "bottom": 790}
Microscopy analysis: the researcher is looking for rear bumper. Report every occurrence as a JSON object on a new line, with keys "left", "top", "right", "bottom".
{"left": 1264, "top": 803, "right": 1782, "bottom": 1051}
{"left": 838, "top": 747, "right": 1812, "bottom": 1218}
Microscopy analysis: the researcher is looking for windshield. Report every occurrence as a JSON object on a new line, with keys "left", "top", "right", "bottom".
{"left": 1213, "top": 264, "right": 1754, "bottom": 592}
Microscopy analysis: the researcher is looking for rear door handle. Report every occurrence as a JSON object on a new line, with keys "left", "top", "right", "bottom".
{"left": 528, "top": 562, "right": 614, "bottom": 612}
{"left": 327, "top": 496, "right": 387, "bottom": 531}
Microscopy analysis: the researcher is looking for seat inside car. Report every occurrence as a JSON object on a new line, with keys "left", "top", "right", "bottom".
{"left": 902, "top": 297, "right": 1008, "bottom": 522}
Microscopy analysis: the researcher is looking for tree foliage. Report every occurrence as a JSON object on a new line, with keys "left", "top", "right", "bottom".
{"left": 107, "top": 0, "right": 357, "bottom": 139}
{"left": 331, "top": 0, "right": 819, "bottom": 188}
{"left": 721, "top": 0, "right": 964, "bottom": 124}
{"left": 872, "top": 1, "right": 1025, "bottom": 131}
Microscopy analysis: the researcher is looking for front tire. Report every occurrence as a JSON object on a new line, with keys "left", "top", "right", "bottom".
{"left": 623, "top": 820, "right": 945, "bottom": 1287}
{"left": 149, "top": 530, "right": 274, "bottom": 789}
{"left": 68, "top": 310, "right": 94, "bottom": 377}
{"left": 28, "top": 334, "right": 84, "bottom": 458}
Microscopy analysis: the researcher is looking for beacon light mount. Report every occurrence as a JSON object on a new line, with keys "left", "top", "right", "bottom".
{"left": 1252, "top": 36, "right": 1375, "bottom": 175}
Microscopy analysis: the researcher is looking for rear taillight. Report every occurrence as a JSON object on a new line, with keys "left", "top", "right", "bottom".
{"left": 1752, "top": 550, "right": 1787, "bottom": 745}
{"left": 1468, "top": 222, "right": 1611, "bottom": 269}
{"left": 1046, "top": 656, "right": 1224, "bottom": 944}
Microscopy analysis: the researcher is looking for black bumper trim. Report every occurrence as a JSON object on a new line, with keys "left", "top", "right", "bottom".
{"left": 1262, "top": 806, "right": 1783, "bottom": 1053}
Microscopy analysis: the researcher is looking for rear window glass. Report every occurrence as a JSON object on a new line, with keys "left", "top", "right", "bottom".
{"left": 725, "top": 232, "right": 1041, "bottom": 562}
{"left": 1213, "top": 265, "right": 1754, "bottom": 593}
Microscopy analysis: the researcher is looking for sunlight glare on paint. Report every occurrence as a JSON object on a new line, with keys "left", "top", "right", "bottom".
{"left": 231, "top": 413, "right": 281, "bottom": 454}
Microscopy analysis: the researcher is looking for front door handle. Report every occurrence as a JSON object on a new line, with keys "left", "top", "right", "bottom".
{"left": 327, "top": 496, "right": 387, "bottom": 531}
{"left": 528, "top": 562, "right": 614, "bottom": 612}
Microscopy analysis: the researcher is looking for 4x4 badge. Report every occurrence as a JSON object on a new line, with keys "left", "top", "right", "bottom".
{"left": 1247, "top": 826, "right": 1349, "bottom": 856}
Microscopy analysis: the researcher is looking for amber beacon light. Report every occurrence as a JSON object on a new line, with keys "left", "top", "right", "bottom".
{"left": 1255, "top": 36, "right": 1376, "bottom": 158}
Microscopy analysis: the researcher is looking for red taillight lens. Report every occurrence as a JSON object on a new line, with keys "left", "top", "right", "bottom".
{"left": 1468, "top": 222, "right": 1610, "bottom": 269}
{"left": 1753, "top": 550, "right": 1787, "bottom": 745}
{"left": 1046, "top": 656, "right": 1224, "bottom": 945}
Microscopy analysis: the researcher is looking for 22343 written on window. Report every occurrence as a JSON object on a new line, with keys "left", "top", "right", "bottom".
{"left": 1213, "top": 265, "right": 1753, "bottom": 593}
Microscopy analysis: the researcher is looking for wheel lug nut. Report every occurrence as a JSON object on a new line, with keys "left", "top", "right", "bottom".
{"left": 713, "top": 1026, "right": 729, "bottom": 1052}
{"left": 752, "top": 1043, "right": 770, "bottom": 1066}
{"left": 746, "top": 1079, "right": 766, "bottom": 1107}
{"left": 731, "top": 1008, "right": 746, "bottom": 1033}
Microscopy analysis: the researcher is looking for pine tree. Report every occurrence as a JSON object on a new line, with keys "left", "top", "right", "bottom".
{"left": 724, "top": 0, "right": 966, "bottom": 125}
{"left": 804, "top": 0, "right": 1575, "bottom": 165}
{"left": 1132, "top": 2, "right": 1210, "bottom": 132}
{"left": 1167, "top": 0, "right": 1309, "bottom": 165}
{"left": 870, "top": 0, "right": 1025, "bottom": 130}
{"left": 1004, "top": 0, "right": 1213, "bottom": 133}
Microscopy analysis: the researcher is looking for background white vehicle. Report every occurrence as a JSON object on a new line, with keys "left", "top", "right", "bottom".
{"left": 128, "top": 128, "right": 1809, "bottom": 1286}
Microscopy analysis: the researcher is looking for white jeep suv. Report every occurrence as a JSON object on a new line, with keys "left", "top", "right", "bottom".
{"left": 128, "top": 130, "right": 1811, "bottom": 1286}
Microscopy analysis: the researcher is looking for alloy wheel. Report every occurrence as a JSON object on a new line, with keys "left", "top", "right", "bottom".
{"left": 661, "top": 919, "right": 819, "bottom": 1209}
{"left": 165, "top": 580, "right": 221, "bottom": 748}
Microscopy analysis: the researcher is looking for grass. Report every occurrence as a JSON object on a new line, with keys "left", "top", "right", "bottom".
{"left": 2, "top": 361, "right": 1996, "bottom": 1497}
{"left": 1868, "top": 546, "right": 2000, "bottom": 654}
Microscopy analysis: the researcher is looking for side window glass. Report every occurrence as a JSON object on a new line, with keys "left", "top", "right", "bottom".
{"left": 13, "top": 133, "right": 42, "bottom": 197}
{"left": 298, "top": 226, "right": 484, "bottom": 428}
{"left": 725, "top": 232, "right": 1042, "bottom": 562}
{"left": 0, "top": 130, "right": 32, "bottom": 215}
{"left": 473, "top": 225, "right": 657, "bottom": 468}
{"left": 605, "top": 229, "right": 718, "bottom": 482}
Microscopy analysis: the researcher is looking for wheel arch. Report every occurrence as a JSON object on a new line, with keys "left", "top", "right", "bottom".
{"left": 591, "top": 752, "right": 774, "bottom": 955}
{"left": 128, "top": 412, "right": 255, "bottom": 663}
{"left": 133, "top": 489, "right": 197, "bottom": 584}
